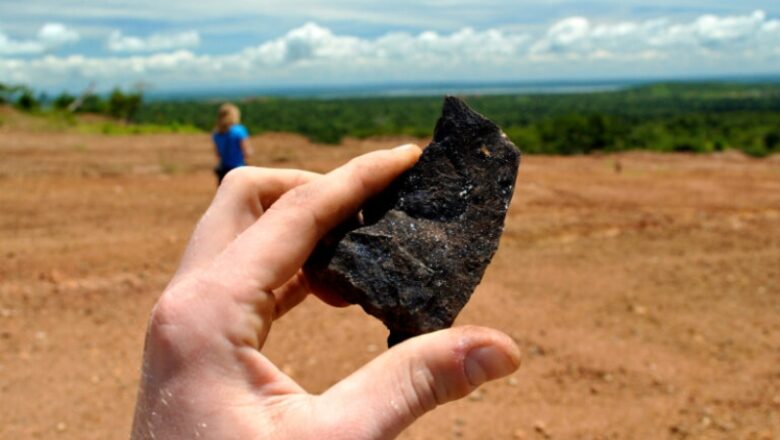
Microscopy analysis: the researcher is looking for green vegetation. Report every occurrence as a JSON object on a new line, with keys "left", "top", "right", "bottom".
{"left": 1, "top": 83, "right": 143, "bottom": 121}
{"left": 135, "top": 82, "right": 780, "bottom": 157}
{"left": 1, "top": 84, "right": 40, "bottom": 110}
{"left": 76, "top": 121, "right": 202, "bottom": 135}
{"left": 4, "top": 81, "right": 780, "bottom": 156}
{"left": 1, "top": 82, "right": 200, "bottom": 135}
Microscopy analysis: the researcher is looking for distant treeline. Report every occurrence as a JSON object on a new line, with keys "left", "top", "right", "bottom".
{"left": 4, "top": 81, "right": 780, "bottom": 157}
{"left": 0, "top": 83, "right": 143, "bottom": 121}
{"left": 135, "top": 82, "right": 780, "bottom": 157}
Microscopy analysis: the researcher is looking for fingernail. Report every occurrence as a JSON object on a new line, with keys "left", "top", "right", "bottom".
{"left": 464, "top": 345, "right": 520, "bottom": 387}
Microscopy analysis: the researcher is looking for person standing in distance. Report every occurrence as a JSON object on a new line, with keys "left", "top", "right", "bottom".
{"left": 213, "top": 103, "right": 253, "bottom": 185}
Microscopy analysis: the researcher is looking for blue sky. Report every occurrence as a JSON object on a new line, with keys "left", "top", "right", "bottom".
{"left": 1, "top": 1, "right": 779, "bottom": 92}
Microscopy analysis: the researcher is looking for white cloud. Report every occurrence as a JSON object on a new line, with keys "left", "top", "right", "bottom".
{"left": 38, "top": 23, "right": 80, "bottom": 47}
{"left": 687, "top": 10, "right": 768, "bottom": 47}
{"left": 238, "top": 22, "right": 529, "bottom": 68}
{"left": 530, "top": 10, "right": 780, "bottom": 59}
{"left": 532, "top": 17, "right": 591, "bottom": 55}
{"left": 107, "top": 30, "right": 200, "bottom": 53}
{"left": 0, "top": 22, "right": 79, "bottom": 55}
{"left": 0, "top": 32, "right": 43, "bottom": 55}
{"left": 0, "top": 23, "right": 531, "bottom": 88}
{"left": 241, "top": 23, "right": 366, "bottom": 65}
{"left": 1, "top": 10, "right": 779, "bottom": 90}
{"left": 642, "top": 10, "right": 771, "bottom": 49}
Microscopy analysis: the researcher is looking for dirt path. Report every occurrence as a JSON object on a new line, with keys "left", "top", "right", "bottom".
{"left": 1, "top": 130, "right": 778, "bottom": 439}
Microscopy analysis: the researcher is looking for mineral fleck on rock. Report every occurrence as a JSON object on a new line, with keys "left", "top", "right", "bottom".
{"left": 306, "top": 96, "right": 521, "bottom": 346}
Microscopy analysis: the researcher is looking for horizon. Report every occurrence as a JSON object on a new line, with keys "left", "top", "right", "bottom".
{"left": 13, "top": 73, "right": 777, "bottom": 101}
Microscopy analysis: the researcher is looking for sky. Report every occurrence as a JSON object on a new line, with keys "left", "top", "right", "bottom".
{"left": 1, "top": 1, "right": 779, "bottom": 93}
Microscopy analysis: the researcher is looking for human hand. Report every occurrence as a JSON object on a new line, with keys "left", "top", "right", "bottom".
{"left": 131, "top": 145, "right": 521, "bottom": 440}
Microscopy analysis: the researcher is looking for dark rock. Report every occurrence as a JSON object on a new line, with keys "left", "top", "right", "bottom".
{"left": 305, "top": 96, "right": 521, "bottom": 346}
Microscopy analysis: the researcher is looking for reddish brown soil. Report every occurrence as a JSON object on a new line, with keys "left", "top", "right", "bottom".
{"left": 1, "top": 125, "right": 779, "bottom": 439}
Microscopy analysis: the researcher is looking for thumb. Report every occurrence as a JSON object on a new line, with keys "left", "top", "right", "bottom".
{"left": 319, "top": 326, "right": 520, "bottom": 439}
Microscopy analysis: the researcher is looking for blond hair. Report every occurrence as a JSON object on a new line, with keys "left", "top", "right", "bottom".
{"left": 215, "top": 103, "right": 241, "bottom": 133}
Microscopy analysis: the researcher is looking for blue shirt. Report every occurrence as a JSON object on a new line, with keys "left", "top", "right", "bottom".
{"left": 213, "top": 124, "right": 249, "bottom": 169}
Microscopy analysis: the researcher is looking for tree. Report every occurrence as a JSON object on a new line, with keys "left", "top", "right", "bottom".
{"left": 79, "top": 94, "right": 107, "bottom": 114}
{"left": 0, "top": 83, "right": 9, "bottom": 104}
{"left": 765, "top": 131, "right": 780, "bottom": 152}
{"left": 16, "top": 88, "right": 39, "bottom": 111}
{"left": 1, "top": 83, "right": 28, "bottom": 106}
{"left": 53, "top": 92, "right": 76, "bottom": 110}
{"left": 108, "top": 87, "right": 143, "bottom": 122}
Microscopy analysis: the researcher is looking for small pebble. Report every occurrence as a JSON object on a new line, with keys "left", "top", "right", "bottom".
{"left": 714, "top": 419, "right": 735, "bottom": 432}
{"left": 534, "top": 420, "right": 550, "bottom": 438}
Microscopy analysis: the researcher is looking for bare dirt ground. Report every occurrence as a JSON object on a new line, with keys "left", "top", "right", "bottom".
{"left": 1, "top": 117, "right": 779, "bottom": 439}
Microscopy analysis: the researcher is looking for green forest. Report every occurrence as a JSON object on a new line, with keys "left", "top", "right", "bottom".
{"left": 136, "top": 82, "right": 780, "bottom": 157}
{"left": 4, "top": 82, "right": 780, "bottom": 157}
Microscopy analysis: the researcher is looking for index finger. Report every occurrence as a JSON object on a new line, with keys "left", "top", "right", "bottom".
{"left": 215, "top": 144, "right": 421, "bottom": 294}
{"left": 174, "top": 168, "right": 321, "bottom": 282}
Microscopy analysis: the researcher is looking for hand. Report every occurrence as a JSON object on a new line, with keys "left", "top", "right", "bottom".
{"left": 131, "top": 145, "right": 521, "bottom": 440}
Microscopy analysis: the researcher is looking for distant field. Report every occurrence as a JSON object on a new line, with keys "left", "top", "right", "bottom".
{"left": 134, "top": 82, "right": 780, "bottom": 157}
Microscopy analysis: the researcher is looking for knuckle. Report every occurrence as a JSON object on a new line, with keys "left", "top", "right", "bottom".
{"left": 148, "top": 276, "right": 211, "bottom": 335}
{"left": 288, "top": 169, "right": 314, "bottom": 187}
{"left": 146, "top": 291, "right": 191, "bottom": 354}
{"left": 401, "top": 358, "right": 443, "bottom": 419}
{"left": 219, "top": 166, "right": 262, "bottom": 192}
{"left": 220, "top": 166, "right": 250, "bottom": 187}
{"left": 271, "top": 184, "right": 307, "bottom": 210}
{"left": 399, "top": 333, "right": 481, "bottom": 416}
{"left": 218, "top": 167, "right": 268, "bottom": 215}
{"left": 346, "top": 157, "right": 377, "bottom": 194}
{"left": 298, "top": 204, "right": 329, "bottom": 236}
{"left": 145, "top": 276, "right": 227, "bottom": 359}
{"left": 270, "top": 185, "right": 329, "bottom": 234}
{"left": 149, "top": 291, "right": 187, "bottom": 329}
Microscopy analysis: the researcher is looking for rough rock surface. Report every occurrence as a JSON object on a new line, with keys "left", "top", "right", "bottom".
{"left": 306, "top": 96, "right": 521, "bottom": 346}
